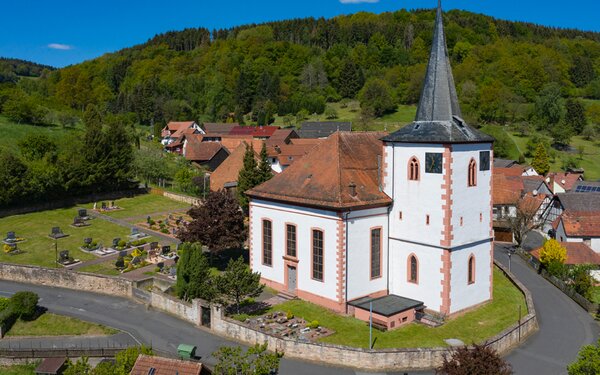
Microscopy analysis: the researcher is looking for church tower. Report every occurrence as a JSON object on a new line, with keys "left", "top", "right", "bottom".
{"left": 382, "top": 1, "right": 494, "bottom": 315}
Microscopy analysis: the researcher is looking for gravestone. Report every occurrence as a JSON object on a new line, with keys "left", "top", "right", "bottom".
{"left": 101, "top": 202, "right": 107, "bottom": 210}
{"left": 59, "top": 250, "right": 70, "bottom": 263}
{"left": 112, "top": 238, "right": 121, "bottom": 248}
{"left": 73, "top": 217, "right": 85, "bottom": 226}
{"left": 6, "top": 232, "right": 15, "bottom": 240}
{"left": 84, "top": 237, "right": 92, "bottom": 245}
{"left": 78, "top": 209, "right": 87, "bottom": 218}
{"left": 130, "top": 256, "right": 141, "bottom": 265}
{"left": 157, "top": 262, "right": 164, "bottom": 270}
{"left": 119, "top": 250, "right": 128, "bottom": 258}
{"left": 150, "top": 241, "right": 159, "bottom": 250}
{"left": 169, "top": 267, "right": 177, "bottom": 277}
{"left": 131, "top": 227, "right": 139, "bottom": 236}
{"left": 52, "top": 227, "right": 61, "bottom": 236}
{"left": 161, "top": 245, "right": 171, "bottom": 255}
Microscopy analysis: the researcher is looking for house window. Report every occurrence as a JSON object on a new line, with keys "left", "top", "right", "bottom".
{"left": 312, "top": 229, "right": 324, "bottom": 281}
{"left": 399, "top": 211, "right": 403, "bottom": 220}
{"left": 468, "top": 159, "right": 477, "bottom": 187}
{"left": 370, "top": 228, "right": 382, "bottom": 279}
{"left": 262, "top": 220, "right": 272, "bottom": 266}
{"left": 479, "top": 151, "right": 490, "bottom": 171}
{"left": 468, "top": 255, "right": 475, "bottom": 284}
{"left": 286, "top": 224, "right": 297, "bottom": 258}
{"left": 408, "top": 255, "right": 418, "bottom": 284}
{"left": 480, "top": 212, "right": 483, "bottom": 222}
{"left": 408, "top": 157, "right": 420, "bottom": 181}
{"left": 426, "top": 215, "right": 430, "bottom": 225}
{"left": 460, "top": 217, "right": 463, "bottom": 226}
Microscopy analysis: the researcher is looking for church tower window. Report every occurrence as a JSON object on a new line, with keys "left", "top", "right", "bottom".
{"left": 468, "top": 255, "right": 475, "bottom": 284}
{"left": 408, "top": 157, "right": 420, "bottom": 181}
{"left": 408, "top": 254, "right": 418, "bottom": 284}
{"left": 468, "top": 159, "right": 477, "bottom": 187}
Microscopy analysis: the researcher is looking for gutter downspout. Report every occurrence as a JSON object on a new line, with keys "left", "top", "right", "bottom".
{"left": 344, "top": 210, "right": 350, "bottom": 313}
{"left": 386, "top": 143, "right": 395, "bottom": 293}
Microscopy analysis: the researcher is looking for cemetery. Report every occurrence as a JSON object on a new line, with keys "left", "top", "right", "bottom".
{"left": 139, "top": 212, "right": 191, "bottom": 237}
{"left": 241, "top": 311, "right": 335, "bottom": 342}
{"left": 0, "top": 194, "right": 181, "bottom": 269}
{"left": 85, "top": 194, "right": 190, "bottom": 220}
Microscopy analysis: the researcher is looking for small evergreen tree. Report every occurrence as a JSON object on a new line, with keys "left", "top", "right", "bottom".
{"left": 257, "top": 143, "right": 272, "bottom": 185}
{"left": 175, "top": 242, "right": 216, "bottom": 302}
{"left": 237, "top": 144, "right": 259, "bottom": 212}
{"left": 217, "top": 257, "right": 264, "bottom": 314}
{"left": 531, "top": 143, "right": 550, "bottom": 175}
{"left": 568, "top": 339, "right": 600, "bottom": 375}
{"left": 565, "top": 99, "right": 587, "bottom": 134}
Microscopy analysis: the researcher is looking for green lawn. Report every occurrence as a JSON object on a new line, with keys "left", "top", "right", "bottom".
{"left": 0, "top": 115, "right": 84, "bottom": 152}
{"left": 0, "top": 363, "right": 38, "bottom": 375}
{"left": 256, "top": 267, "right": 526, "bottom": 349}
{"left": 77, "top": 261, "right": 122, "bottom": 276}
{"left": 6, "top": 313, "right": 117, "bottom": 337}
{"left": 83, "top": 193, "right": 190, "bottom": 220}
{"left": 0, "top": 207, "right": 132, "bottom": 267}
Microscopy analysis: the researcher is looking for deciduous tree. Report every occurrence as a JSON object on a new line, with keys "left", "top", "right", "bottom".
{"left": 539, "top": 239, "right": 567, "bottom": 267}
{"left": 508, "top": 198, "right": 541, "bottom": 250}
{"left": 216, "top": 257, "right": 264, "bottom": 314}
{"left": 213, "top": 343, "right": 282, "bottom": 375}
{"left": 436, "top": 344, "right": 512, "bottom": 375}
{"left": 568, "top": 339, "right": 600, "bottom": 375}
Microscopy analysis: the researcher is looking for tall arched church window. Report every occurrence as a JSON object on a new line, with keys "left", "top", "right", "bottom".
{"left": 468, "top": 159, "right": 477, "bottom": 187}
{"left": 408, "top": 157, "right": 420, "bottom": 181}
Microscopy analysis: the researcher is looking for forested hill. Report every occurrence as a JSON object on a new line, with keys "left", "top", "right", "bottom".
{"left": 2, "top": 7, "right": 600, "bottom": 133}
{"left": 0, "top": 58, "right": 55, "bottom": 83}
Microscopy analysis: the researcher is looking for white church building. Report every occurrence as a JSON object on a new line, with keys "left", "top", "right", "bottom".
{"left": 247, "top": 2, "right": 495, "bottom": 329}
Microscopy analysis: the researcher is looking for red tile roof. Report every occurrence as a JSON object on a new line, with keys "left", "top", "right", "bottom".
{"left": 265, "top": 128, "right": 298, "bottom": 147}
{"left": 185, "top": 137, "right": 227, "bottom": 162}
{"left": 229, "top": 125, "right": 279, "bottom": 138}
{"left": 210, "top": 143, "right": 259, "bottom": 191}
{"left": 548, "top": 172, "right": 583, "bottom": 192}
{"left": 268, "top": 143, "right": 319, "bottom": 167}
{"left": 248, "top": 131, "right": 392, "bottom": 210}
{"left": 531, "top": 242, "right": 600, "bottom": 265}
{"left": 494, "top": 167, "right": 525, "bottom": 177}
{"left": 492, "top": 174, "right": 523, "bottom": 205}
{"left": 560, "top": 211, "right": 600, "bottom": 237}
{"left": 130, "top": 355, "right": 203, "bottom": 375}
{"left": 202, "top": 122, "right": 239, "bottom": 135}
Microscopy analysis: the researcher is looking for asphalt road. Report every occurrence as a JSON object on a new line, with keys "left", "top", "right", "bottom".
{"left": 495, "top": 241, "right": 600, "bottom": 375}
{"left": 0, "top": 236, "right": 597, "bottom": 374}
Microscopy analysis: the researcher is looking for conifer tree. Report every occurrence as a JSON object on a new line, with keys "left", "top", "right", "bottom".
{"left": 565, "top": 98, "right": 587, "bottom": 135}
{"left": 175, "top": 242, "right": 216, "bottom": 302}
{"left": 237, "top": 144, "right": 259, "bottom": 212}
{"left": 531, "top": 143, "right": 550, "bottom": 175}
{"left": 257, "top": 143, "right": 272, "bottom": 184}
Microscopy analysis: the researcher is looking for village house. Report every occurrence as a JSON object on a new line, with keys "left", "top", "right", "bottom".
{"left": 160, "top": 121, "right": 204, "bottom": 145}
{"left": 546, "top": 171, "right": 584, "bottom": 193}
{"left": 531, "top": 241, "right": 600, "bottom": 267}
{"left": 299, "top": 121, "right": 352, "bottom": 138}
{"left": 247, "top": 2, "right": 494, "bottom": 328}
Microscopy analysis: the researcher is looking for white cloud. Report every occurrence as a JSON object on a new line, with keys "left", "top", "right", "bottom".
{"left": 48, "top": 43, "right": 73, "bottom": 50}
{"left": 339, "top": 0, "right": 380, "bottom": 3}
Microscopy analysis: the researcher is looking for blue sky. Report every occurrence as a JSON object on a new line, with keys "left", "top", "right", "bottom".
{"left": 1, "top": 0, "right": 598, "bottom": 68}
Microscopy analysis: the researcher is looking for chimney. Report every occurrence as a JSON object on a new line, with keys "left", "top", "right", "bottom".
{"left": 349, "top": 182, "right": 357, "bottom": 197}
{"left": 274, "top": 145, "right": 281, "bottom": 154}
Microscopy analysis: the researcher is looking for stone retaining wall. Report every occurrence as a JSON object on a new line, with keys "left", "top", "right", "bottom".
{"left": 0, "top": 263, "right": 133, "bottom": 297}
{"left": 152, "top": 189, "right": 201, "bottom": 206}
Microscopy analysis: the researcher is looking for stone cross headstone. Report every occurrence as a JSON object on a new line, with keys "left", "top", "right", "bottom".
{"left": 161, "top": 245, "right": 171, "bottom": 255}
{"left": 78, "top": 209, "right": 87, "bottom": 218}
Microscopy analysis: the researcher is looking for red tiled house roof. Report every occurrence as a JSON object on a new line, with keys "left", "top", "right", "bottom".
{"left": 248, "top": 131, "right": 392, "bottom": 210}
{"left": 229, "top": 125, "right": 280, "bottom": 138}
{"left": 210, "top": 143, "right": 259, "bottom": 191}
{"left": 560, "top": 211, "right": 600, "bottom": 237}
{"left": 202, "top": 122, "right": 239, "bottom": 135}
{"left": 548, "top": 172, "right": 583, "bottom": 192}
{"left": 492, "top": 174, "right": 523, "bottom": 205}
{"left": 184, "top": 137, "right": 227, "bottom": 162}
{"left": 162, "top": 121, "right": 196, "bottom": 137}
{"left": 130, "top": 355, "right": 203, "bottom": 375}
{"left": 531, "top": 242, "right": 600, "bottom": 265}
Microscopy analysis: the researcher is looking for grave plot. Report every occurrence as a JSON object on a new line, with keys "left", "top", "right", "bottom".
{"left": 92, "top": 201, "right": 122, "bottom": 213}
{"left": 70, "top": 209, "right": 92, "bottom": 228}
{"left": 242, "top": 311, "right": 334, "bottom": 342}
{"left": 57, "top": 250, "right": 80, "bottom": 267}
{"left": 138, "top": 213, "right": 191, "bottom": 238}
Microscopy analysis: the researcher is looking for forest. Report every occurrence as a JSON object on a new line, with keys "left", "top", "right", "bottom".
{"left": 1, "top": 7, "right": 600, "bottom": 207}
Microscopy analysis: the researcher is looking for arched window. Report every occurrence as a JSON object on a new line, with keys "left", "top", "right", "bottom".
{"left": 408, "top": 254, "right": 418, "bottom": 284}
{"left": 468, "top": 255, "right": 475, "bottom": 284}
{"left": 408, "top": 157, "right": 420, "bottom": 181}
{"left": 468, "top": 159, "right": 477, "bottom": 187}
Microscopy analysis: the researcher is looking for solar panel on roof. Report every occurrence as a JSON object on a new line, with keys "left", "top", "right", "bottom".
{"left": 576, "top": 186, "right": 583, "bottom": 192}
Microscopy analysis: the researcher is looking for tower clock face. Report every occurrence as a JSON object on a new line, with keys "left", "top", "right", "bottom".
{"left": 425, "top": 152, "right": 442, "bottom": 173}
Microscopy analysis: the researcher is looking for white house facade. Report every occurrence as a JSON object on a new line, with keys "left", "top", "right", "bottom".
{"left": 247, "top": 2, "right": 494, "bottom": 328}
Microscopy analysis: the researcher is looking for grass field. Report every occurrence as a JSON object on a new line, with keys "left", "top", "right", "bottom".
{"left": 249, "top": 267, "right": 525, "bottom": 349}
{"left": 6, "top": 313, "right": 117, "bottom": 337}
{"left": 77, "top": 261, "right": 122, "bottom": 276}
{"left": 0, "top": 115, "right": 83, "bottom": 152}
{"left": 83, "top": 194, "right": 191, "bottom": 220}
{"left": 0, "top": 363, "right": 37, "bottom": 375}
{"left": 0, "top": 194, "right": 189, "bottom": 268}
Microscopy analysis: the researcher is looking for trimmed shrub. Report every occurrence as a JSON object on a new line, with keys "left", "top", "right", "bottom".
{"left": 309, "top": 320, "right": 319, "bottom": 329}
{"left": 10, "top": 291, "right": 38, "bottom": 320}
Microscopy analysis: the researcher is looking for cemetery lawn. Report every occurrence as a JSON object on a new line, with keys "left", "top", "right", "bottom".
{"left": 0, "top": 207, "right": 135, "bottom": 267}
{"left": 6, "top": 313, "right": 118, "bottom": 337}
{"left": 84, "top": 193, "right": 191, "bottom": 220}
{"left": 0, "top": 363, "right": 37, "bottom": 375}
{"left": 260, "top": 267, "right": 526, "bottom": 349}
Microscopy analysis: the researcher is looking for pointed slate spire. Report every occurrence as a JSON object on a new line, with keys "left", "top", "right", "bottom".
{"left": 382, "top": 1, "right": 493, "bottom": 144}
{"left": 415, "top": 0, "right": 462, "bottom": 122}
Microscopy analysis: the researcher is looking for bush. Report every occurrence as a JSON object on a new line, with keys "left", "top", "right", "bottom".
{"left": 0, "top": 306, "right": 17, "bottom": 334}
{"left": 546, "top": 260, "right": 567, "bottom": 279}
{"left": 0, "top": 297, "right": 9, "bottom": 312}
{"left": 161, "top": 228, "right": 169, "bottom": 234}
{"left": 10, "top": 291, "right": 39, "bottom": 320}
{"left": 309, "top": 320, "right": 319, "bottom": 329}
{"left": 117, "top": 240, "right": 127, "bottom": 248}
{"left": 573, "top": 271, "right": 593, "bottom": 300}
{"left": 286, "top": 311, "right": 294, "bottom": 320}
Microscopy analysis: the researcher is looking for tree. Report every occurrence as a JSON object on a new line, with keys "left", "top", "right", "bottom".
{"left": 531, "top": 143, "right": 550, "bottom": 175}
{"left": 179, "top": 190, "right": 246, "bottom": 255}
{"left": 508, "top": 198, "right": 541, "bottom": 250}
{"left": 64, "top": 357, "right": 91, "bottom": 375}
{"left": 358, "top": 78, "right": 396, "bottom": 117}
{"left": 534, "top": 83, "right": 564, "bottom": 129}
{"left": 17, "top": 134, "right": 57, "bottom": 160}
{"left": 539, "top": 239, "right": 567, "bottom": 268}
{"left": 0, "top": 151, "right": 28, "bottom": 206}
{"left": 237, "top": 144, "right": 260, "bottom": 212}
{"left": 213, "top": 344, "right": 282, "bottom": 375}
{"left": 436, "top": 344, "right": 512, "bottom": 375}
{"left": 337, "top": 60, "right": 364, "bottom": 98}
{"left": 570, "top": 56, "right": 596, "bottom": 88}
{"left": 568, "top": 339, "right": 600, "bottom": 375}
{"left": 565, "top": 99, "right": 587, "bottom": 135}
{"left": 10, "top": 291, "right": 39, "bottom": 320}
{"left": 257, "top": 143, "right": 272, "bottom": 185}
{"left": 216, "top": 257, "right": 264, "bottom": 314}
{"left": 175, "top": 242, "right": 216, "bottom": 302}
